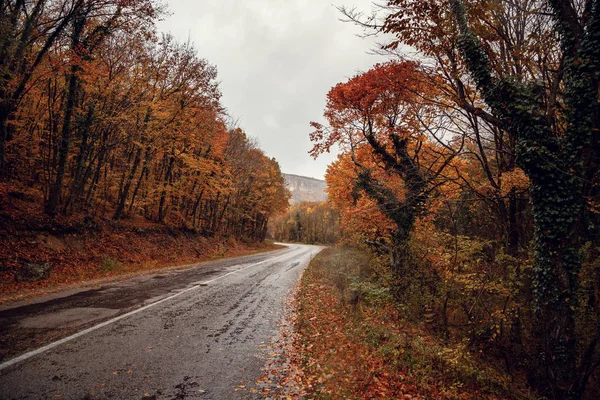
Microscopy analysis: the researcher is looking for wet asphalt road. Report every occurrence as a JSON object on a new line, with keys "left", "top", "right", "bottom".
{"left": 0, "top": 243, "right": 323, "bottom": 399}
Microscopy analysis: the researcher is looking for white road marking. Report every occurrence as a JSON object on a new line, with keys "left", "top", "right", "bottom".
{"left": 0, "top": 246, "right": 304, "bottom": 372}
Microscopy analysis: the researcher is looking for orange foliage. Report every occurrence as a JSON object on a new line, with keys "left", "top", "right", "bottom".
{"left": 313, "top": 61, "right": 461, "bottom": 250}
{"left": 1, "top": 3, "right": 289, "bottom": 243}
{"left": 326, "top": 150, "right": 395, "bottom": 243}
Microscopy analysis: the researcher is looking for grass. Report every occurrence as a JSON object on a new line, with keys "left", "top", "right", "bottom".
{"left": 100, "top": 255, "right": 120, "bottom": 272}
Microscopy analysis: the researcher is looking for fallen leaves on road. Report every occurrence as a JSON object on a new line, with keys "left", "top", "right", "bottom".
{"left": 254, "top": 274, "right": 308, "bottom": 398}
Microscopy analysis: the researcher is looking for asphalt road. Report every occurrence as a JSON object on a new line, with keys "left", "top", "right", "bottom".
{"left": 0, "top": 243, "right": 323, "bottom": 399}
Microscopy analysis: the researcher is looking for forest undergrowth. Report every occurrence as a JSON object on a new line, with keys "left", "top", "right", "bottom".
{"left": 282, "top": 246, "right": 539, "bottom": 400}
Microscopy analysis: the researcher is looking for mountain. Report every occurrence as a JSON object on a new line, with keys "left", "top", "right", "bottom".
{"left": 282, "top": 173, "right": 327, "bottom": 204}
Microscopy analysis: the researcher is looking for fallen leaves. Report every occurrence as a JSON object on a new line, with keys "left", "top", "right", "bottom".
{"left": 0, "top": 209, "right": 283, "bottom": 305}
{"left": 254, "top": 275, "right": 309, "bottom": 398}
{"left": 269, "top": 247, "right": 513, "bottom": 399}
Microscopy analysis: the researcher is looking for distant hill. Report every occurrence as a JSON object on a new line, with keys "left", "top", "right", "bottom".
{"left": 283, "top": 173, "right": 327, "bottom": 204}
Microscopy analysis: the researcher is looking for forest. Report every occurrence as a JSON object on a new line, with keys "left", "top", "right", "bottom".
{"left": 1, "top": 0, "right": 600, "bottom": 399}
{"left": 302, "top": 0, "right": 600, "bottom": 398}
{"left": 269, "top": 201, "right": 340, "bottom": 244}
{"left": 0, "top": 0, "right": 289, "bottom": 238}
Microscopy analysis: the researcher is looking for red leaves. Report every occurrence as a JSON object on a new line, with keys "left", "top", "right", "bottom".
{"left": 310, "top": 60, "right": 431, "bottom": 157}
{"left": 310, "top": 61, "right": 434, "bottom": 157}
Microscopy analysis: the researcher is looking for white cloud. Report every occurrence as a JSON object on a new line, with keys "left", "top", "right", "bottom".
{"left": 158, "top": 0, "right": 388, "bottom": 179}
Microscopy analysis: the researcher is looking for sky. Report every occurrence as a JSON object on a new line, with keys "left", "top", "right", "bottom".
{"left": 158, "top": 0, "right": 388, "bottom": 180}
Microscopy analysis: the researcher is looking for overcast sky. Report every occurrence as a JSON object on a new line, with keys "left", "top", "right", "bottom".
{"left": 158, "top": 0, "right": 387, "bottom": 180}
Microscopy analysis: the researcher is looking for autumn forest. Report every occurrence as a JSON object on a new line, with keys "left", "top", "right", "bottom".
{"left": 0, "top": 1, "right": 290, "bottom": 234}
{"left": 1, "top": 0, "right": 600, "bottom": 399}
{"left": 298, "top": 0, "right": 600, "bottom": 398}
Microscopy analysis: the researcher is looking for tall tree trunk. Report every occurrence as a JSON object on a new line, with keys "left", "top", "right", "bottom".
{"left": 129, "top": 145, "right": 151, "bottom": 213}
{"left": 527, "top": 174, "right": 581, "bottom": 399}
{"left": 451, "top": 1, "right": 600, "bottom": 396}
{"left": 208, "top": 192, "right": 221, "bottom": 233}
{"left": 65, "top": 102, "right": 95, "bottom": 212}
{"left": 507, "top": 189, "right": 519, "bottom": 256}
{"left": 191, "top": 189, "right": 204, "bottom": 228}
{"left": 45, "top": 70, "right": 78, "bottom": 215}
{"left": 45, "top": 10, "right": 86, "bottom": 216}
{"left": 157, "top": 150, "right": 175, "bottom": 223}
{"left": 0, "top": 111, "right": 9, "bottom": 176}
{"left": 86, "top": 147, "right": 106, "bottom": 207}
{"left": 214, "top": 194, "right": 230, "bottom": 234}
{"left": 113, "top": 146, "right": 141, "bottom": 220}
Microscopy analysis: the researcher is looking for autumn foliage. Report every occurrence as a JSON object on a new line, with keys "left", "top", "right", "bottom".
{"left": 308, "top": 1, "right": 600, "bottom": 397}
{"left": 268, "top": 201, "right": 340, "bottom": 244}
{"left": 0, "top": 1, "right": 289, "bottom": 242}
{"left": 0, "top": 1, "right": 291, "bottom": 301}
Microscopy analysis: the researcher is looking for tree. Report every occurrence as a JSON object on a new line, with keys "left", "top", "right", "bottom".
{"left": 1, "top": 1, "right": 289, "bottom": 246}
{"left": 1, "top": 0, "right": 82, "bottom": 176}
{"left": 269, "top": 201, "right": 340, "bottom": 244}
{"left": 343, "top": 0, "right": 555, "bottom": 256}
{"left": 448, "top": 1, "right": 600, "bottom": 397}
{"left": 0, "top": 0, "right": 159, "bottom": 178}
{"left": 311, "top": 61, "right": 461, "bottom": 276}
{"left": 338, "top": 1, "right": 599, "bottom": 395}
{"left": 222, "top": 129, "right": 290, "bottom": 241}
{"left": 44, "top": 0, "right": 158, "bottom": 216}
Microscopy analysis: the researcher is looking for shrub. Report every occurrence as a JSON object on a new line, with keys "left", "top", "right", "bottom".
{"left": 100, "top": 255, "right": 119, "bottom": 272}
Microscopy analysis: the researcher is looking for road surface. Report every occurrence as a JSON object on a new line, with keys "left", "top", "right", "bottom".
{"left": 0, "top": 243, "right": 323, "bottom": 399}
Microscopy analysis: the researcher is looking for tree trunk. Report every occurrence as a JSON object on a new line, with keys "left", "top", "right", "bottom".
{"left": 85, "top": 147, "right": 106, "bottom": 207}
{"left": 507, "top": 189, "right": 519, "bottom": 256}
{"left": 0, "top": 111, "right": 10, "bottom": 177}
{"left": 450, "top": 1, "right": 599, "bottom": 396}
{"left": 191, "top": 189, "right": 204, "bottom": 228}
{"left": 45, "top": 70, "right": 78, "bottom": 215}
{"left": 157, "top": 151, "right": 175, "bottom": 223}
{"left": 65, "top": 102, "right": 95, "bottom": 212}
{"left": 45, "top": 11, "right": 86, "bottom": 216}
{"left": 113, "top": 146, "right": 141, "bottom": 220}
{"left": 527, "top": 174, "right": 582, "bottom": 399}
{"left": 129, "top": 145, "right": 151, "bottom": 213}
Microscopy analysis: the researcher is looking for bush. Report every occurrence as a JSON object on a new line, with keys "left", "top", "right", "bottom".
{"left": 100, "top": 255, "right": 119, "bottom": 272}
{"left": 351, "top": 281, "right": 393, "bottom": 308}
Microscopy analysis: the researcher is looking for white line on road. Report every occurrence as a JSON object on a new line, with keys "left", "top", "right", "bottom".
{"left": 0, "top": 246, "right": 303, "bottom": 372}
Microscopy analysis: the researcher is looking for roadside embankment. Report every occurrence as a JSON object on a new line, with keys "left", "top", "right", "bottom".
{"left": 289, "top": 246, "right": 533, "bottom": 399}
{"left": 0, "top": 201, "right": 281, "bottom": 304}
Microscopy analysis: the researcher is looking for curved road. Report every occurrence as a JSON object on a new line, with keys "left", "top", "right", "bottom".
{"left": 0, "top": 243, "right": 322, "bottom": 399}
